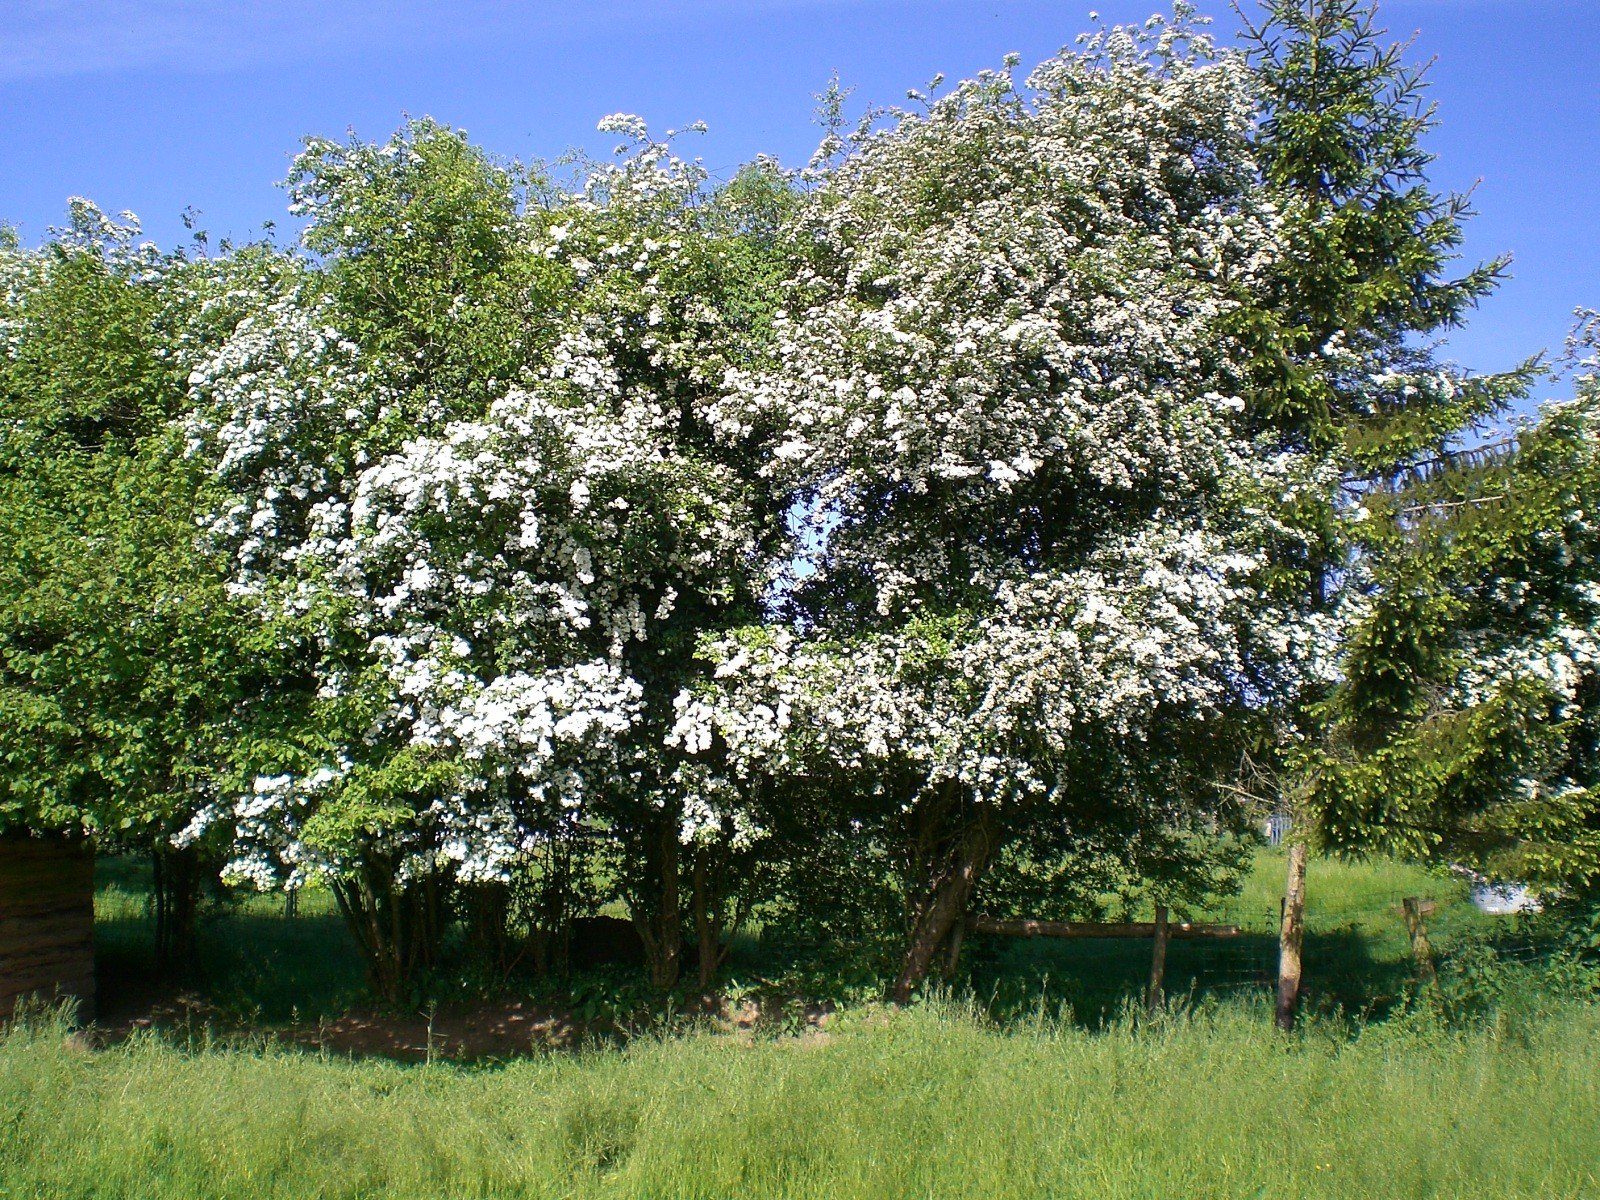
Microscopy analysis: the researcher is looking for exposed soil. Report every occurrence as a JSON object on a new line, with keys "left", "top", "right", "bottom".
{"left": 281, "top": 1001, "right": 583, "bottom": 1060}
{"left": 86, "top": 964, "right": 833, "bottom": 1062}
{"left": 91, "top": 988, "right": 583, "bottom": 1061}
{"left": 86, "top": 954, "right": 583, "bottom": 1059}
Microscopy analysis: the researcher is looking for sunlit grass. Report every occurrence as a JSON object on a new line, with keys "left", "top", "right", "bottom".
{"left": 3, "top": 997, "right": 1596, "bottom": 1200}
{"left": 974, "top": 850, "right": 1499, "bottom": 1024}
{"left": 5, "top": 852, "right": 1587, "bottom": 1198}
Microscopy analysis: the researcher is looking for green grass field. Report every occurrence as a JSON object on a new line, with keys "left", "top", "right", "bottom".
{"left": 3, "top": 998, "right": 1597, "bottom": 1199}
{"left": 964, "top": 849, "right": 1504, "bottom": 1024}
{"left": 3, "top": 851, "right": 1593, "bottom": 1199}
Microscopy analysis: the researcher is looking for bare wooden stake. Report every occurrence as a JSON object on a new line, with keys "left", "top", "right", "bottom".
{"left": 1276, "top": 841, "right": 1308, "bottom": 1033}
{"left": 1401, "top": 897, "right": 1440, "bottom": 994}
{"left": 1146, "top": 904, "right": 1170, "bottom": 1015}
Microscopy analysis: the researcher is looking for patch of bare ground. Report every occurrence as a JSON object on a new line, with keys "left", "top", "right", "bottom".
{"left": 280, "top": 1001, "right": 581, "bottom": 1060}
{"left": 82, "top": 986, "right": 841, "bottom": 1061}
{"left": 710, "top": 994, "right": 836, "bottom": 1046}
{"left": 86, "top": 992, "right": 583, "bottom": 1061}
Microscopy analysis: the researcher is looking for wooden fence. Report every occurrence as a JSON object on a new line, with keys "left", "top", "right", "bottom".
{"left": 0, "top": 833, "right": 95, "bottom": 1021}
{"left": 972, "top": 909, "right": 1241, "bottom": 1013}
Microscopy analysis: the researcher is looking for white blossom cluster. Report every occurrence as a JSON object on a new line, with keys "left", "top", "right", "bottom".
{"left": 678, "top": 525, "right": 1286, "bottom": 808}
{"left": 186, "top": 120, "right": 777, "bottom": 885}
{"left": 713, "top": 20, "right": 1274, "bottom": 508}
{"left": 681, "top": 14, "right": 1328, "bottom": 820}
{"left": 1451, "top": 394, "right": 1600, "bottom": 725}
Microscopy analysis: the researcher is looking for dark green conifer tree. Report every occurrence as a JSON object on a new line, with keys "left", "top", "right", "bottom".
{"left": 1236, "top": 0, "right": 1534, "bottom": 1028}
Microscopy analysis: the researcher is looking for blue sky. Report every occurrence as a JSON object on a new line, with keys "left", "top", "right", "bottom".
{"left": 2, "top": 1, "right": 1595, "bottom": 392}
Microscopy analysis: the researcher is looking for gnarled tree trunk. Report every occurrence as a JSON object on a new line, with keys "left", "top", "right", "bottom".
{"left": 330, "top": 856, "right": 447, "bottom": 1006}
{"left": 892, "top": 800, "right": 998, "bottom": 1004}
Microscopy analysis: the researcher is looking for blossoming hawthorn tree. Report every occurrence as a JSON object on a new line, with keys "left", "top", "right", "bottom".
{"left": 676, "top": 9, "right": 1348, "bottom": 1002}
{"left": 3, "top": 0, "right": 1568, "bottom": 1015}
{"left": 186, "top": 118, "right": 793, "bottom": 996}
{"left": 501, "top": 124, "right": 795, "bottom": 992}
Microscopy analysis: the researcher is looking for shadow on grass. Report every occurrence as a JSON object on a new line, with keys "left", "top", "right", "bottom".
{"left": 95, "top": 854, "right": 366, "bottom": 1025}
{"left": 97, "top": 910, "right": 366, "bottom": 1025}
{"left": 964, "top": 926, "right": 1417, "bottom": 1025}
{"left": 90, "top": 848, "right": 1521, "bottom": 1055}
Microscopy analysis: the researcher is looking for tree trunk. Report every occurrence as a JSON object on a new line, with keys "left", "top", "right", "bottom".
{"left": 891, "top": 806, "right": 997, "bottom": 1005}
{"left": 693, "top": 855, "right": 720, "bottom": 993}
{"left": 461, "top": 881, "right": 515, "bottom": 977}
{"left": 331, "top": 875, "right": 399, "bottom": 1005}
{"left": 527, "top": 835, "right": 578, "bottom": 979}
{"left": 941, "top": 914, "right": 966, "bottom": 979}
{"left": 1146, "top": 903, "right": 1170, "bottom": 1015}
{"left": 151, "top": 845, "right": 205, "bottom": 979}
{"left": 1276, "top": 841, "right": 1308, "bottom": 1033}
{"left": 329, "top": 858, "right": 446, "bottom": 1007}
{"left": 630, "top": 821, "right": 683, "bottom": 993}
{"left": 690, "top": 836, "right": 752, "bottom": 995}
{"left": 1401, "top": 896, "right": 1444, "bottom": 1013}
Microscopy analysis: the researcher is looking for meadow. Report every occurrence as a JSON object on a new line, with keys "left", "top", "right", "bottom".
{"left": 4, "top": 851, "right": 1597, "bottom": 1199}
{"left": 3, "top": 994, "right": 1597, "bottom": 1199}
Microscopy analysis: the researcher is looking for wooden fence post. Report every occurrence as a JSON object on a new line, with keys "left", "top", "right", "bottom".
{"left": 1401, "top": 897, "right": 1441, "bottom": 1005}
{"left": 1146, "top": 904, "right": 1169, "bottom": 1015}
{"left": 1275, "top": 841, "right": 1308, "bottom": 1033}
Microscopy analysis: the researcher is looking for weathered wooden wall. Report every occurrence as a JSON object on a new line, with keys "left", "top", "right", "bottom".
{"left": 0, "top": 834, "right": 95, "bottom": 1021}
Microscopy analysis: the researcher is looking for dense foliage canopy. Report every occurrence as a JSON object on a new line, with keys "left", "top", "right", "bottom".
{"left": 2, "top": 0, "right": 1593, "bottom": 1000}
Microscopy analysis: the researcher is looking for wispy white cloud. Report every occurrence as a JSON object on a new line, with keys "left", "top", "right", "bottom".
{"left": 6, "top": 1, "right": 373, "bottom": 79}
{"left": 0, "top": 0, "right": 855, "bottom": 82}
